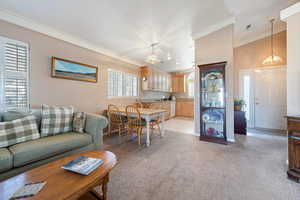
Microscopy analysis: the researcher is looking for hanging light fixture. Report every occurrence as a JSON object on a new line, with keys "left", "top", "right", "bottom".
{"left": 262, "top": 19, "right": 283, "bottom": 65}
{"left": 167, "top": 52, "right": 172, "bottom": 60}
{"left": 146, "top": 43, "right": 160, "bottom": 64}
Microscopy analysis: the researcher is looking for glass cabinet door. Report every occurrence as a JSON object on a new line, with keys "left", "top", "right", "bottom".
{"left": 199, "top": 62, "right": 227, "bottom": 144}
{"left": 201, "top": 108, "right": 225, "bottom": 138}
{"left": 201, "top": 70, "right": 224, "bottom": 108}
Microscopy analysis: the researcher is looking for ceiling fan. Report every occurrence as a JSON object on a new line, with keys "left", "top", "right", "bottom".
{"left": 119, "top": 42, "right": 172, "bottom": 65}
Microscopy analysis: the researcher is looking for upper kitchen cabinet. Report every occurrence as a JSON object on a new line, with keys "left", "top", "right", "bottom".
{"left": 140, "top": 66, "right": 171, "bottom": 92}
{"left": 171, "top": 73, "right": 186, "bottom": 93}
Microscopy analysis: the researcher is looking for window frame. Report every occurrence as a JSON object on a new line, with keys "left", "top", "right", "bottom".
{"left": 107, "top": 68, "right": 139, "bottom": 99}
{"left": 187, "top": 71, "right": 195, "bottom": 97}
{"left": 0, "top": 36, "right": 30, "bottom": 111}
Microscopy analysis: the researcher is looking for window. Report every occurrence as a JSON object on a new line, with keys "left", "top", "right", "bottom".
{"left": 187, "top": 71, "right": 195, "bottom": 97}
{"left": 0, "top": 36, "right": 30, "bottom": 111}
{"left": 243, "top": 75, "right": 250, "bottom": 120}
{"left": 108, "top": 69, "right": 138, "bottom": 97}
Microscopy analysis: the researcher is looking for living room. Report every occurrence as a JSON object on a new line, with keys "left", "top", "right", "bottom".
{"left": 1, "top": 0, "right": 300, "bottom": 200}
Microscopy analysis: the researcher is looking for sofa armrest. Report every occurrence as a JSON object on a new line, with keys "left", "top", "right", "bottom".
{"left": 84, "top": 113, "right": 108, "bottom": 149}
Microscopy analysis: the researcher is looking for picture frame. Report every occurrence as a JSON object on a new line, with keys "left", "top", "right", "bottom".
{"left": 51, "top": 57, "right": 98, "bottom": 83}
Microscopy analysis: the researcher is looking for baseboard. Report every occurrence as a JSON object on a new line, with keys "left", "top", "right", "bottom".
{"left": 227, "top": 138, "right": 235, "bottom": 143}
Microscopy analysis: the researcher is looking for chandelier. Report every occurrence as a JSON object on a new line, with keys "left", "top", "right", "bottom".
{"left": 262, "top": 19, "right": 283, "bottom": 65}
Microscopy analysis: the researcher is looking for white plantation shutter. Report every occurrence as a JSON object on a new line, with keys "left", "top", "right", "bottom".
{"left": 132, "top": 76, "right": 137, "bottom": 96}
{"left": 107, "top": 69, "right": 138, "bottom": 97}
{"left": 0, "top": 36, "right": 30, "bottom": 111}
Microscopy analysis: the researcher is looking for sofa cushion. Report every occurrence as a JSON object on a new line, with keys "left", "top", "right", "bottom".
{"left": 9, "top": 132, "right": 92, "bottom": 167}
{"left": 0, "top": 115, "right": 40, "bottom": 148}
{"left": 0, "top": 148, "right": 13, "bottom": 172}
{"left": 2, "top": 110, "right": 41, "bottom": 128}
{"left": 41, "top": 105, "right": 74, "bottom": 137}
{"left": 30, "top": 110, "right": 42, "bottom": 129}
{"left": 2, "top": 111, "right": 27, "bottom": 122}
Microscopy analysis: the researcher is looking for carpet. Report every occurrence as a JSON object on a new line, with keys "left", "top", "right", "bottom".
{"left": 98, "top": 131, "right": 299, "bottom": 200}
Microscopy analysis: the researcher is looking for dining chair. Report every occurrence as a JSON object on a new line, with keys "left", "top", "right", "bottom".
{"left": 126, "top": 105, "right": 146, "bottom": 145}
{"left": 107, "top": 104, "right": 128, "bottom": 137}
{"left": 136, "top": 102, "right": 143, "bottom": 109}
{"left": 148, "top": 103, "right": 162, "bottom": 136}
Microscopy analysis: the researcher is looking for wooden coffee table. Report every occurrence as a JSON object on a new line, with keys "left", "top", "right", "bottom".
{"left": 0, "top": 150, "right": 117, "bottom": 200}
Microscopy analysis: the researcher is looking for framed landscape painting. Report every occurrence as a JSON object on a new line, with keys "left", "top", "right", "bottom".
{"left": 51, "top": 57, "right": 98, "bottom": 83}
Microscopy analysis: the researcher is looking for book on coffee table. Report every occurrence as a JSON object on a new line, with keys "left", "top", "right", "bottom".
{"left": 62, "top": 156, "right": 103, "bottom": 175}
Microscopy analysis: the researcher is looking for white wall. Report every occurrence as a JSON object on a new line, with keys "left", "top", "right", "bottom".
{"left": 194, "top": 24, "right": 235, "bottom": 142}
{"left": 285, "top": 12, "right": 300, "bottom": 115}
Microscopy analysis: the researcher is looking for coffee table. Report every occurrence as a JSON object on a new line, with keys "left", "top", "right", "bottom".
{"left": 0, "top": 150, "right": 117, "bottom": 200}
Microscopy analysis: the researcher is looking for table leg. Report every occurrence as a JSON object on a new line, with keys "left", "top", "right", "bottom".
{"left": 161, "top": 113, "right": 165, "bottom": 137}
{"left": 89, "top": 174, "right": 109, "bottom": 200}
{"left": 146, "top": 117, "right": 151, "bottom": 147}
{"left": 102, "top": 174, "right": 109, "bottom": 200}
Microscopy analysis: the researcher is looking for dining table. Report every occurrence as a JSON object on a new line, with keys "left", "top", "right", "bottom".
{"left": 117, "top": 106, "right": 166, "bottom": 147}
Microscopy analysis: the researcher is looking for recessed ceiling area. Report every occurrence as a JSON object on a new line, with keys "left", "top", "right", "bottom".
{"left": 0, "top": 0, "right": 298, "bottom": 72}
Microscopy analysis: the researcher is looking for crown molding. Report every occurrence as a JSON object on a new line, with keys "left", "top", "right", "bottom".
{"left": 280, "top": 2, "right": 300, "bottom": 21}
{"left": 0, "top": 9, "right": 143, "bottom": 67}
{"left": 234, "top": 28, "right": 286, "bottom": 48}
{"left": 192, "top": 17, "right": 235, "bottom": 40}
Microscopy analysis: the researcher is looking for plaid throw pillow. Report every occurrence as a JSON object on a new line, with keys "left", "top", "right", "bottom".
{"left": 73, "top": 112, "right": 87, "bottom": 133}
{"left": 0, "top": 115, "right": 40, "bottom": 148}
{"left": 41, "top": 105, "right": 74, "bottom": 137}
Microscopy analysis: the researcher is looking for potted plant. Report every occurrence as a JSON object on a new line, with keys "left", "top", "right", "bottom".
{"left": 234, "top": 99, "right": 245, "bottom": 111}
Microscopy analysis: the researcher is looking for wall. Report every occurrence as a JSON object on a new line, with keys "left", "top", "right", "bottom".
{"left": 234, "top": 31, "right": 287, "bottom": 97}
{"left": 0, "top": 19, "right": 139, "bottom": 114}
{"left": 194, "top": 24, "right": 235, "bottom": 142}
{"left": 286, "top": 12, "right": 300, "bottom": 115}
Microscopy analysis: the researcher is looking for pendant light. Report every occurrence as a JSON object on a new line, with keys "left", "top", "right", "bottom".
{"left": 262, "top": 19, "right": 283, "bottom": 65}
{"left": 146, "top": 43, "right": 159, "bottom": 64}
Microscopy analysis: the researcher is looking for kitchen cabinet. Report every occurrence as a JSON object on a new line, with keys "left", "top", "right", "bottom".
{"left": 172, "top": 74, "right": 185, "bottom": 93}
{"left": 140, "top": 66, "right": 171, "bottom": 92}
{"left": 176, "top": 100, "right": 194, "bottom": 118}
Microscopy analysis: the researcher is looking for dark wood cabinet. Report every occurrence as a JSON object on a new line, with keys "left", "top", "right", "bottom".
{"left": 198, "top": 62, "right": 227, "bottom": 145}
{"left": 234, "top": 111, "right": 247, "bottom": 135}
{"left": 286, "top": 115, "right": 300, "bottom": 183}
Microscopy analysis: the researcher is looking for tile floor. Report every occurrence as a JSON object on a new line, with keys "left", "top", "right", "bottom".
{"left": 164, "top": 117, "right": 196, "bottom": 135}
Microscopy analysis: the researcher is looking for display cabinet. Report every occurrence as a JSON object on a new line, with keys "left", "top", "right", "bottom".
{"left": 198, "top": 62, "right": 227, "bottom": 144}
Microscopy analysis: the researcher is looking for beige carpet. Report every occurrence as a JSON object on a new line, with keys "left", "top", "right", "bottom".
{"left": 99, "top": 131, "right": 299, "bottom": 200}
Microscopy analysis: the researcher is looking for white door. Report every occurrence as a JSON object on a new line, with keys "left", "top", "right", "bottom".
{"left": 254, "top": 67, "right": 287, "bottom": 130}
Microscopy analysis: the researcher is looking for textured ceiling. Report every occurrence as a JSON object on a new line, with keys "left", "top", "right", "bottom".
{"left": 0, "top": 0, "right": 298, "bottom": 72}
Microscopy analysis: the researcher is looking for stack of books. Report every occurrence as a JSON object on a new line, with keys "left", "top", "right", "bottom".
{"left": 62, "top": 156, "right": 103, "bottom": 175}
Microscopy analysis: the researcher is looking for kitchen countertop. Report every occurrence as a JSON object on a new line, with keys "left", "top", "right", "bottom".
{"left": 140, "top": 100, "right": 176, "bottom": 103}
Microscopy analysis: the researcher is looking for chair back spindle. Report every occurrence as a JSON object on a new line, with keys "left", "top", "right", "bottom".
{"left": 108, "top": 104, "right": 123, "bottom": 123}
{"left": 126, "top": 105, "right": 142, "bottom": 128}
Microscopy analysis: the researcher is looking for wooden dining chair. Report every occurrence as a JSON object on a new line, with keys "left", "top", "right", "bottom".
{"left": 135, "top": 102, "right": 143, "bottom": 109}
{"left": 126, "top": 105, "right": 146, "bottom": 145}
{"left": 107, "top": 104, "right": 128, "bottom": 137}
{"left": 148, "top": 103, "right": 162, "bottom": 136}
